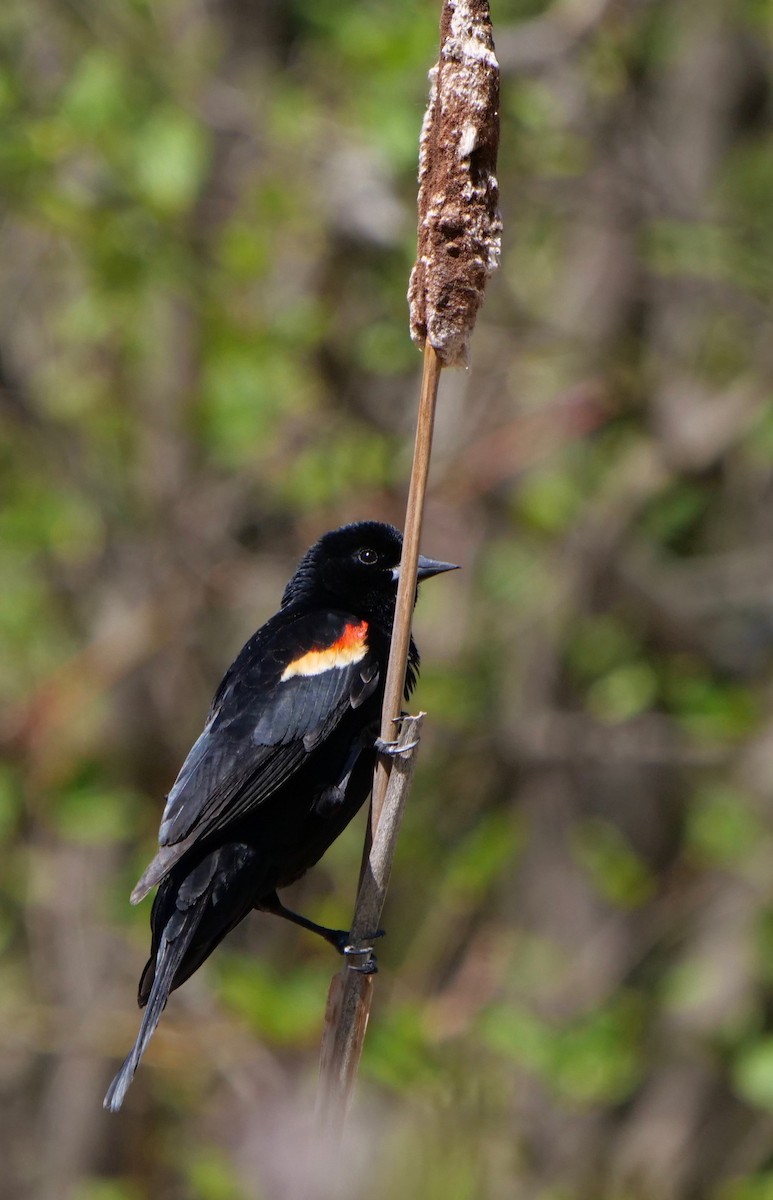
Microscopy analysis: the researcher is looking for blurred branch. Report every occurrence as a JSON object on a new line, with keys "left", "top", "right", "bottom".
{"left": 512, "top": 710, "right": 727, "bottom": 768}
{"left": 497, "top": 0, "right": 652, "bottom": 75}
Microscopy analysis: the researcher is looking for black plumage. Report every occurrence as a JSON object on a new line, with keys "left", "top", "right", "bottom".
{"left": 104, "top": 520, "right": 456, "bottom": 1111}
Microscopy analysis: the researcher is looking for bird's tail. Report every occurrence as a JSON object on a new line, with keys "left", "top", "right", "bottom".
{"left": 104, "top": 843, "right": 259, "bottom": 1113}
{"left": 103, "top": 898, "right": 206, "bottom": 1113}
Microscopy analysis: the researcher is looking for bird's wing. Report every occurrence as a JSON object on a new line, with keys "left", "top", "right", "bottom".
{"left": 131, "top": 610, "right": 379, "bottom": 903}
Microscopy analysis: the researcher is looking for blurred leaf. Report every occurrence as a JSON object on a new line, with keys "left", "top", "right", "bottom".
{"left": 186, "top": 1148, "right": 249, "bottom": 1200}
{"left": 444, "top": 811, "right": 524, "bottom": 902}
{"left": 53, "top": 782, "right": 139, "bottom": 846}
{"left": 0, "top": 765, "right": 22, "bottom": 844}
{"left": 356, "top": 321, "right": 418, "bottom": 374}
{"left": 733, "top": 1038, "right": 773, "bottom": 1111}
{"left": 62, "top": 50, "right": 134, "bottom": 135}
{"left": 479, "top": 1004, "right": 552, "bottom": 1076}
{"left": 517, "top": 466, "right": 586, "bottom": 534}
{"left": 365, "top": 1002, "right": 440, "bottom": 1092}
{"left": 587, "top": 661, "right": 658, "bottom": 723}
{"left": 573, "top": 818, "right": 655, "bottom": 909}
{"left": 416, "top": 662, "right": 488, "bottom": 730}
{"left": 0, "top": 906, "right": 16, "bottom": 957}
{"left": 662, "top": 955, "right": 755, "bottom": 1041}
{"left": 216, "top": 956, "right": 324, "bottom": 1044}
{"left": 548, "top": 997, "right": 643, "bottom": 1104}
{"left": 132, "top": 106, "right": 208, "bottom": 213}
{"left": 480, "top": 994, "right": 643, "bottom": 1104}
{"left": 479, "top": 537, "right": 552, "bottom": 612}
{"left": 755, "top": 910, "right": 773, "bottom": 988}
{"left": 566, "top": 615, "right": 642, "bottom": 684}
{"left": 719, "top": 1172, "right": 773, "bottom": 1200}
{"left": 200, "top": 346, "right": 310, "bottom": 467}
{"left": 74, "top": 1181, "right": 144, "bottom": 1200}
{"left": 217, "top": 220, "right": 270, "bottom": 281}
{"left": 639, "top": 483, "right": 708, "bottom": 548}
{"left": 686, "top": 783, "right": 763, "bottom": 867}
{"left": 277, "top": 425, "right": 394, "bottom": 509}
{"left": 665, "top": 665, "right": 759, "bottom": 741}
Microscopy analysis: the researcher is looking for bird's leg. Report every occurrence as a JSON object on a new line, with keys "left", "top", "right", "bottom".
{"left": 257, "top": 891, "right": 384, "bottom": 964}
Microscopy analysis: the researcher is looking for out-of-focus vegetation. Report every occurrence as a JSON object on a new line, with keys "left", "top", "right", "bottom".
{"left": 2, "top": 0, "right": 773, "bottom": 1196}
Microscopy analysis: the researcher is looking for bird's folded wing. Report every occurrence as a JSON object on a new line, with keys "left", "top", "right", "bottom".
{"left": 131, "top": 611, "right": 379, "bottom": 903}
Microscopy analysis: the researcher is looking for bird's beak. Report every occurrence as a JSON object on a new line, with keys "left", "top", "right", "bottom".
{"left": 390, "top": 555, "right": 460, "bottom": 583}
{"left": 391, "top": 556, "right": 459, "bottom": 582}
{"left": 416, "top": 554, "right": 459, "bottom": 580}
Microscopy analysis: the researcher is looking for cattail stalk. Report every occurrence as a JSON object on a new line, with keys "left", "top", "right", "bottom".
{"left": 316, "top": 0, "right": 500, "bottom": 1136}
{"left": 315, "top": 712, "right": 424, "bottom": 1133}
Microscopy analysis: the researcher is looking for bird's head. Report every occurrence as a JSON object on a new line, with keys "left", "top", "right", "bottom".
{"left": 282, "top": 521, "right": 458, "bottom": 622}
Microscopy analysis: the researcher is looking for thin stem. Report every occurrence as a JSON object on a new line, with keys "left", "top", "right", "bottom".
{"left": 371, "top": 343, "right": 442, "bottom": 831}
{"left": 315, "top": 714, "right": 425, "bottom": 1134}
{"left": 315, "top": 344, "right": 442, "bottom": 1134}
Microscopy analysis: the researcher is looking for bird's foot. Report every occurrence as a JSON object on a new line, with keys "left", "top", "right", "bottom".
{"left": 343, "top": 943, "right": 379, "bottom": 975}
{"left": 337, "top": 929, "right": 385, "bottom": 973}
{"left": 330, "top": 928, "right": 384, "bottom": 954}
{"left": 346, "top": 952, "right": 378, "bottom": 975}
{"left": 374, "top": 734, "right": 419, "bottom": 757}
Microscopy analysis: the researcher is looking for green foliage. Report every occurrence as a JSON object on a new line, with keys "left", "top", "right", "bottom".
{"left": 480, "top": 993, "right": 644, "bottom": 1105}
{"left": 566, "top": 615, "right": 643, "bottom": 683}
{"left": 573, "top": 818, "right": 655, "bottom": 908}
{"left": 686, "top": 782, "right": 764, "bottom": 868}
{"left": 132, "top": 106, "right": 209, "bottom": 214}
{"left": 719, "top": 1175, "right": 773, "bottom": 1200}
{"left": 216, "top": 956, "right": 326, "bottom": 1045}
{"left": 52, "top": 778, "right": 139, "bottom": 846}
{"left": 587, "top": 661, "right": 659, "bottom": 723}
{"left": 185, "top": 1149, "right": 249, "bottom": 1200}
{"left": 74, "top": 1181, "right": 144, "bottom": 1200}
{"left": 664, "top": 663, "right": 760, "bottom": 742}
{"left": 365, "top": 1002, "right": 442, "bottom": 1093}
{"left": 277, "top": 424, "right": 396, "bottom": 509}
{"left": 0, "top": 765, "right": 22, "bottom": 845}
{"left": 517, "top": 464, "right": 587, "bottom": 535}
{"left": 2, "top": 0, "right": 773, "bottom": 1196}
{"left": 639, "top": 482, "right": 710, "bottom": 548}
{"left": 733, "top": 1038, "right": 773, "bottom": 1111}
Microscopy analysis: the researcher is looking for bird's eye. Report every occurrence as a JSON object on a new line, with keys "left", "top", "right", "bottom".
{"left": 357, "top": 548, "right": 379, "bottom": 565}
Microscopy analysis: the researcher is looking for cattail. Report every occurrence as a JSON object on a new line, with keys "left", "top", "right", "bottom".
{"left": 408, "top": 0, "right": 501, "bottom": 367}
{"left": 316, "top": 0, "right": 501, "bottom": 1137}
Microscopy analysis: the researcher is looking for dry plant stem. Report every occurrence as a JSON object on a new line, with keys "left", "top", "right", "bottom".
{"left": 371, "top": 343, "right": 442, "bottom": 830}
{"left": 315, "top": 347, "right": 441, "bottom": 1134}
{"left": 315, "top": 713, "right": 425, "bottom": 1135}
{"left": 316, "top": 0, "right": 500, "bottom": 1140}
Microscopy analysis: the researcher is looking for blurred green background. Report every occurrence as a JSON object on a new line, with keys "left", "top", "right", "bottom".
{"left": 3, "top": 0, "right": 773, "bottom": 1196}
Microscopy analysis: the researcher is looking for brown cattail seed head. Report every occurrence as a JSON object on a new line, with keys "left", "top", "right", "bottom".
{"left": 408, "top": 0, "right": 501, "bottom": 368}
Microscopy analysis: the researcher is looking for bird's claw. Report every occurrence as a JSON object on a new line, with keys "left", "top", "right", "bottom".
{"left": 331, "top": 928, "right": 384, "bottom": 954}
{"left": 350, "top": 959, "right": 378, "bottom": 976}
{"left": 374, "top": 735, "right": 419, "bottom": 757}
{"left": 344, "top": 945, "right": 379, "bottom": 974}
{"left": 341, "top": 929, "right": 385, "bottom": 973}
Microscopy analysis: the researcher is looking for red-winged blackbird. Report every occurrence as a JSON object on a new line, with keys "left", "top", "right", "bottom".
{"left": 104, "top": 521, "right": 456, "bottom": 1111}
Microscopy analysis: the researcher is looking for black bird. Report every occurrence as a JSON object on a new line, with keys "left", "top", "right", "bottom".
{"left": 104, "top": 521, "right": 456, "bottom": 1111}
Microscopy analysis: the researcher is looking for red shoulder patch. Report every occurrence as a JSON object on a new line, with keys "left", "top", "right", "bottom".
{"left": 280, "top": 620, "right": 369, "bottom": 681}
